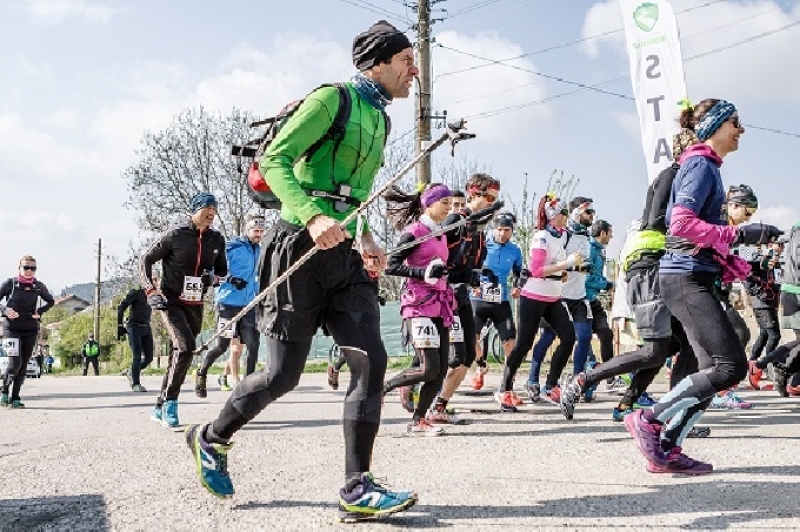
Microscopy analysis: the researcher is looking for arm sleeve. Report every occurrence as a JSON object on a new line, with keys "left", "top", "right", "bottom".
{"left": 647, "top": 170, "right": 673, "bottom": 233}
{"left": 36, "top": 283, "right": 55, "bottom": 315}
{"left": 214, "top": 235, "right": 229, "bottom": 278}
{"left": 530, "top": 248, "right": 547, "bottom": 278}
{"left": 0, "top": 279, "right": 12, "bottom": 304}
{"left": 259, "top": 86, "right": 340, "bottom": 226}
{"left": 512, "top": 247, "right": 523, "bottom": 277}
{"left": 670, "top": 206, "right": 737, "bottom": 245}
{"left": 117, "top": 289, "right": 134, "bottom": 323}
{"left": 443, "top": 213, "right": 463, "bottom": 246}
{"left": 140, "top": 229, "right": 173, "bottom": 293}
{"left": 385, "top": 233, "right": 424, "bottom": 279}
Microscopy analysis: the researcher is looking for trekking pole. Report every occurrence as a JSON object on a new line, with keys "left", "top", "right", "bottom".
{"left": 385, "top": 201, "right": 505, "bottom": 258}
{"left": 195, "top": 119, "right": 476, "bottom": 354}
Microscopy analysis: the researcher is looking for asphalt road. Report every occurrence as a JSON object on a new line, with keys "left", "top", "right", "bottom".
{"left": 1, "top": 372, "right": 799, "bottom": 531}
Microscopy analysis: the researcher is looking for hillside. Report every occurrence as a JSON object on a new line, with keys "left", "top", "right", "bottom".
{"left": 56, "top": 280, "right": 128, "bottom": 304}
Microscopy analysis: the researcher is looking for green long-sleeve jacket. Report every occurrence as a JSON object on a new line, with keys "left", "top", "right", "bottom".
{"left": 259, "top": 83, "right": 388, "bottom": 235}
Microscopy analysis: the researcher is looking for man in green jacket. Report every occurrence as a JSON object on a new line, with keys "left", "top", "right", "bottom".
{"left": 186, "top": 20, "right": 419, "bottom": 522}
{"left": 82, "top": 334, "right": 100, "bottom": 376}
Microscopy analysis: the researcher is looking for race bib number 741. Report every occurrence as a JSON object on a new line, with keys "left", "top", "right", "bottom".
{"left": 410, "top": 317, "right": 440, "bottom": 349}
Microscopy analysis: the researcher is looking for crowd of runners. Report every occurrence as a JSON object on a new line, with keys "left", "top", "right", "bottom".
{"left": 4, "top": 18, "right": 799, "bottom": 524}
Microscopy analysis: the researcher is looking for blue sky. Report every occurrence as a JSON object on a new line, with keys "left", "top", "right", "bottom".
{"left": 1, "top": 0, "right": 799, "bottom": 292}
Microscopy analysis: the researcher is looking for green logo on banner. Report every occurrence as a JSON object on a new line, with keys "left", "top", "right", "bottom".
{"left": 633, "top": 2, "right": 659, "bottom": 32}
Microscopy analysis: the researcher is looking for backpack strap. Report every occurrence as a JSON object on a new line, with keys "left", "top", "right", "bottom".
{"left": 304, "top": 83, "right": 352, "bottom": 161}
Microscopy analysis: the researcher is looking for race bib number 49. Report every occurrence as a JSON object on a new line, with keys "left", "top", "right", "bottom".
{"left": 180, "top": 276, "right": 203, "bottom": 303}
{"left": 410, "top": 317, "right": 440, "bottom": 349}
{"left": 449, "top": 316, "right": 464, "bottom": 344}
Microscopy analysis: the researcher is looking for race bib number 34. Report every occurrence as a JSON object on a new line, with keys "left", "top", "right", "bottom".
{"left": 449, "top": 316, "right": 464, "bottom": 344}
{"left": 181, "top": 276, "right": 203, "bottom": 303}
{"left": 217, "top": 318, "right": 235, "bottom": 339}
{"left": 410, "top": 317, "right": 440, "bottom": 349}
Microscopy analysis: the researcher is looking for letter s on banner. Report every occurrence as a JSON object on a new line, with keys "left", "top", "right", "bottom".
{"left": 619, "top": 0, "right": 688, "bottom": 183}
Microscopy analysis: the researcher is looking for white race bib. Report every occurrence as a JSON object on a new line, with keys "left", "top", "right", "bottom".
{"left": 217, "top": 317, "right": 235, "bottom": 339}
{"left": 180, "top": 276, "right": 203, "bottom": 303}
{"left": 481, "top": 282, "right": 502, "bottom": 303}
{"left": 2, "top": 338, "right": 19, "bottom": 357}
{"left": 449, "top": 316, "right": 464, "bottom": 344}
{"left": 410, "top": 317, "right": 440, "bottom": 349}
{"left": 774, "top": 269, "right": 784, "bottom": 283}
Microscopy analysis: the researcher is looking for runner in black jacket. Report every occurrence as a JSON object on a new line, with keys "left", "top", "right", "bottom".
{"left": 117, "top": 279, "right": 156, "bottom": 392}
{"left": 0, "top": 255, "right": 54, "bottom": 408}
{"left": 140, "top": 192, "right": 227, "bottom": 427}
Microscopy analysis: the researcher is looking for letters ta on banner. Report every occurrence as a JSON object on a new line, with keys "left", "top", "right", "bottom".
{"left": 620, "top": 0, "right": 688, "bottom": 183}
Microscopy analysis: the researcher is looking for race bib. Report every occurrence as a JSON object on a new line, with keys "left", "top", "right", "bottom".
{"left": 410, "top": 317, "right": 440, "bottom": 349}
{"left": 180, "top": 276, "right": 203, "bottom": 303}
{"left": 774, "top": 269, "right": 783, "bottom": 283}
{"left": 2, "top": 338, "right": 19, "bottom": 357}
{"left": 217, "top": 317, "right": 235, "bottom": 339}
{"left": 449, "top": 316, "right": 464, "bottom": 344}
{"left": 481, "top": 282, "right": 502, "bottom": 303}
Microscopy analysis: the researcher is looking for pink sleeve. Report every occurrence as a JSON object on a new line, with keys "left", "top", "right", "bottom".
{"left": 670, "top": 206, "right": 737, "bottom": 245}
{"left": 530, "top": 247, "right": 547, "bottom": 277}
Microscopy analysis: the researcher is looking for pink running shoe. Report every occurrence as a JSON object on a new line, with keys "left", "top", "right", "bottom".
{"left": 624, "top": 410, "right": 671, "bottom": 467}
{"left": 646, "top": 446, "right": 713, "bottom": 475}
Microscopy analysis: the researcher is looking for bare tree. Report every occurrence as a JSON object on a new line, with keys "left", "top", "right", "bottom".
{"left": 545, "top": 169, "right": 580, "bottom": 202}
{"left": 123, "top": 106, "right": 261, "bottom": 239}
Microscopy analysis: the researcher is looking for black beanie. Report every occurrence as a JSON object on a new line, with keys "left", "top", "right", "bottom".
{"left": 352, "top": 20, "right": 413, "bottom": 72}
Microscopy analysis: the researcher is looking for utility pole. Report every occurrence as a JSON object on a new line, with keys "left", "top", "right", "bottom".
{"left": 415, "top": 0, "right": 432, "bottom": 184}
{"left": 94, "top": 238, "right": 101, "bottom": 340}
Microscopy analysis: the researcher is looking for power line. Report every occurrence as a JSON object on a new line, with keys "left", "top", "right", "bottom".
{"left": 685, "top": 20, "right": 800, "bottom": 61}
{"left": 436, "top": 0, "right": 730, "bottom": 79}
{"left": 445, "top": 0, "right": 539, "bottom": 29}
{"left": 448, "top": 0, "right": 505, "bottom": 18}
{"left": 336, "top": 0, "right": 410, "bottom": 24}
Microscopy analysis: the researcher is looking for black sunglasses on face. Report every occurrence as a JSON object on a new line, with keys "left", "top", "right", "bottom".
{"left": 728, "top": 116, "right": 742, "bottom": 128}
{"left": 21, "top": 265, "right": 37, "bottom": 271}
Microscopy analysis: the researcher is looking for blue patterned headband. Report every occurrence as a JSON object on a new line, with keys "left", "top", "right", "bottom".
{"left": 694, "top": 100, "right": 736, "bottom": 141}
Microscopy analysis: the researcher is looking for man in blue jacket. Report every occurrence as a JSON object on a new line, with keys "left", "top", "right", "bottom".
{"left": 194, "top": 215, "right": 264, "bottom": 397}
{"left": 586, "top": 219, "right": 614, "bottom": 366}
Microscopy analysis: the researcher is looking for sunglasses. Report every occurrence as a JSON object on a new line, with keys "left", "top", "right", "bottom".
{"left": 483, "top": 194, "right": 497, "bottom": 203}
{"left": 584, "top": 209, "right": 595, "bottom": 215}
{"left": 559, "top": 209, "right": 569, "bottom": 216}
{"left": 21, "top": 265, "right": 37, "bottom": 271}
{"left": 728, "top": 116, "right": 742, "bottom": 129}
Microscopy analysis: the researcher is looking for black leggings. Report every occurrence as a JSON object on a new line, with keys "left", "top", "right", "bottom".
{"left": 384, "top": 319, "right": 449, "bottom": 420}
{"left": 650, "top": 273, "right": 746, "bottom": 443}
{"left": 199, "top": 324, "right": 260, "bottom": 377}
{"left": 751, "top": 308, "right": 781, "bottom": 361}
{"left": 2, "top": 332, "right": 37, "bottom": 401}
{"left": 502, "top": 297, "right": 575, "bottom": 391}
{"left": 209, "top": 311, "right": 386, "bottom": 483}
{"left": 157, "top": 303, "right": 203, "bottom": 406}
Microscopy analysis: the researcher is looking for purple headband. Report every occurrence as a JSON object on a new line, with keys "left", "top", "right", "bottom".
{"left": 421, "top": 184, "right": 452, "bottom": 208}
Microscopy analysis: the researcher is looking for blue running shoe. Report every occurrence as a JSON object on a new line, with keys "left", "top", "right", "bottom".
{"left": 150, "top": 406, "right": 163, "bottom": 423}
{"left": 185, "top": 424, "right": 234, "bottom": 498}
{"left": 634, "top": 392, "right": 657, "bottom": 408}
{"left": 338, "top": 473, "right": 417, "bottom": 523}
{"left": 162, "top": 399, "right": 179, "bottom": 428}
{"left": 612, "top": 406, "right": 634, "bottom": 422}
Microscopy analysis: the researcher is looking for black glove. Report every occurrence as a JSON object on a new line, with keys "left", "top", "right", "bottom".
{"left": 147, "top": 293, "right": 168, "bottom": 310}
{"left": 605, "top": 281, "right": 614, "bottom": 291}
{"left": 117, "top": 324, "right": 127, "bottom": 341}
{"left": 735, "top": 223, "right": 783, "bottom": 246}
{"left": 469, "top": 270, "right": 481, "bottom": 288}
{"left": 481, "top": 268, "right": 499, "bottom": 287}
{"left": 427, "top": 263, "right": 447, "bottom": 279}
{"left": 515, "top": 269, "right": 530, "bottom": 288}
{"left": 229, "top": 276, "right": 248, "bottom": 290}
{"left": 200, "top": 270, "right": 216, "bottom": 288}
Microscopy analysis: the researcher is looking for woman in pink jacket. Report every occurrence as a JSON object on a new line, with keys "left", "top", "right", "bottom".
{"left": 383, "top": 183, "right": 455, "bottom": 437}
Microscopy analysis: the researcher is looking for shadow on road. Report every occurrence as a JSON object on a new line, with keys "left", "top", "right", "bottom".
{"left": 0, "top": 494, "right": 109, "bottom": 531}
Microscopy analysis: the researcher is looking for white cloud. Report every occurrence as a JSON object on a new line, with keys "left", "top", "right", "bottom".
{"left": 752, "top": 204, "right": 799, "bottom": 231}
{"left": 25, "top": 0, "right": 115, "bottom": 23}
{"left": 431, "top": 30, "right": 553, "bottom": 141}
{"left": 580, "top": 1, "right": 800, "bottom": 104}
{"left": 612, "top": 109, "right": 640, "bottom": 139}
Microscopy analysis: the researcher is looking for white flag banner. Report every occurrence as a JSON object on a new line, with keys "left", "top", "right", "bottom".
{"left": 619, "top": 0, "right": 688, "bottom": 183}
